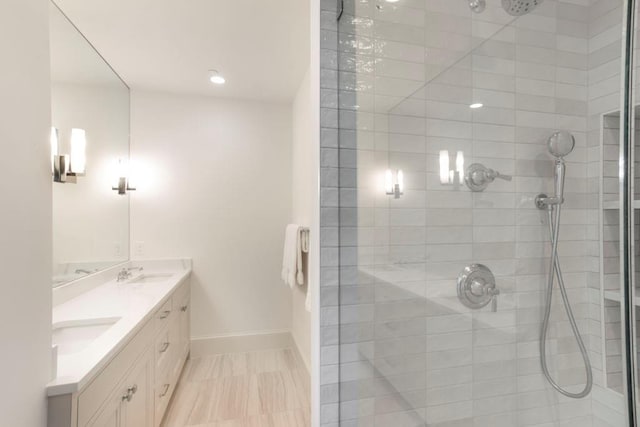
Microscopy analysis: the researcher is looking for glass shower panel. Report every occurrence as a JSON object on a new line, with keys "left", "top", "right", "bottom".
{"left": 328, "top": 0, "right": 636, "bottom": 425}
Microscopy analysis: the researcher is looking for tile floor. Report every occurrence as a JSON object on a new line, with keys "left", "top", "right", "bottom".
{"left": 161, "top": 348, "right": 310, "bottom": 426}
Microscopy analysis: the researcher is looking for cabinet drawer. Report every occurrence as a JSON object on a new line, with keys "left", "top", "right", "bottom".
{"left": 154, "top": 327, "right": 173, "bottom": 372}
{"left": 153, "top": 371, "right": 175, "bottom": 427}
{"left": 154, "top": 298, "right": 173, "bottom": 332}
{"left": 78, "top": 320, "right": 154, "bottom": 427}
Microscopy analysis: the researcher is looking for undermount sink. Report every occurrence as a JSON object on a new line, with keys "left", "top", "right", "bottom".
{"left": 52, "top": 317, "right": 121, "bottom": 356}
{"left": 128, "top": 273, "right": 173, "bottom": 284}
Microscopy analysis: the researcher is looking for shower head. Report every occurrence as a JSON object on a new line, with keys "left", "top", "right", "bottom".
{"left": 469, "top": 0, "right": 486, "bottom": 13}
{"left": 547, "top": 131, "right": 575, "bottom": 159}
{"left": 502, "top": 0, "right": 542, "bottom": 16}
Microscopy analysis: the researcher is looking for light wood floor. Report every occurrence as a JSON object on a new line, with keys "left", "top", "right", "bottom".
{"left": 161, "top": 348, "right": 311, "bottom": 427}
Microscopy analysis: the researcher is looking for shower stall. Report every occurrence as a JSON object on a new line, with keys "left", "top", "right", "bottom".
{"left": 319, "top": 0, "right": 640, "bottom": 425}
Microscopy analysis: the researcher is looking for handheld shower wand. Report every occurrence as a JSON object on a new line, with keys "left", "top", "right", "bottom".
{"left": 536, "top": 131, "right": 592, "bottom": 399}
{"left": 535, "top": 131, "right": 574, "bottom": 208}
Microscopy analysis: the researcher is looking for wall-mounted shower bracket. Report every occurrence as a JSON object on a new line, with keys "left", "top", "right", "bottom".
{"left": 535, "top": 193, "right": 562, "bottom": 210}
{"left": 457, "top": 264, "right": 500, "bottom": 312}
{"left": 464, "top": 163, "right": 512, "bottom": 192}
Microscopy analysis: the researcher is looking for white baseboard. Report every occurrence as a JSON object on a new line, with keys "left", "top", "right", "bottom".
{"left": 292, "top": 334, "right": 311, "bottom": 376}
{"left": 190, "top": 330, "right": 293, "bottom": 357}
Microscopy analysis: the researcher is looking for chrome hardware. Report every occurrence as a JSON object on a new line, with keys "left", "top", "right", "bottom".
{"left": 159, "top": 310, "right": 171, "bottom": 319}
{"left": 127, "top": 266, "right": 144, "bottom": 272}
{"left": 457, "top": 264, "right": 500, "bottom": 312}
{"left": 112, "top": 176, "right": 136, "bottom": 195}
{"left": 181, "top": 305, "right": 188, "bottom": 312}
{"left": 464, "top": 163, "right": 512, "bottom": 192}
{"left": 535, "top": 193, "right": 563, "bottom": 210}
{"left": 159, "top": 342, "right": 170, "bottom": 353}
{"left": 159, "top": 383, "right": 170, "bottom": 398}
{"left": 122, "top": 384, "right": 137, "bottom": 402}
{"left": 117, "top": 268, "right": 131, "bottom": 282}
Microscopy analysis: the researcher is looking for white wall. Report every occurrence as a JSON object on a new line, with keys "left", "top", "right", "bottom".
{"left": 291, "top": 69, "right": 315, "bottom": 372}
{"left": 130, "top": 90, "right": 293, "bottom": 339}
{"left": 0, "top": 0, "right": 52, "bottom": 425}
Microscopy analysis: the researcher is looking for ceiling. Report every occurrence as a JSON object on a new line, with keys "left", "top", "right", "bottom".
{"left": 54, "top": 0, "right": 310, "bottom": 102}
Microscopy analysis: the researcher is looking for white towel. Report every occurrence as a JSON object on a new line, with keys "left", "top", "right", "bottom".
{"left": 281, "top": 224, "right": 305, "bottom": 288}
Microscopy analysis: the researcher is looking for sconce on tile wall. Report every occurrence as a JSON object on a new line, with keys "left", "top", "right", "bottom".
{"left": 112, "top": 158, "right": 136, "bottom": 195}
{"left": 439, "top": 150, "right": 464, "bottom": 185}
{"left": 51, "top": 127, "right": 87, "bottom": 183}
{"left": 385, "top": 169, "right": 404, "bottom": 199}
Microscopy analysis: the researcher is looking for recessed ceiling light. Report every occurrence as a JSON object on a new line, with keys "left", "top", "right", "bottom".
{"left": 470, "top": 103, "right": 483, "bottom": 109}
{"left": 385, "top": 0, "right": 400, "bottom": 2}
{"left": 209, "top": 70, "right": 226, "bottom": 85}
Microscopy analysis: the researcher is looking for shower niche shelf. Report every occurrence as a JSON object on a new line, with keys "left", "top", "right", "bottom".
{"left": 603, "top": 290, "right": 640, "bottom": 306}
{"left": 599, "top": 109, "right": 640, "bottom": 395}
{"left": 603, "top": 200, "right": 640, "bottom": 209}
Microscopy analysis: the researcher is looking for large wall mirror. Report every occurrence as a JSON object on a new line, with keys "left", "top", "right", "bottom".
{"left": 50, "top": 2, "right": 130, "bottom": 287}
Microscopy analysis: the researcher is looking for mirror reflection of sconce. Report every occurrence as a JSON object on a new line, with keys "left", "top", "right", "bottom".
{"left": 385, "top": 169, "right": 404, "bottom": 199}
{"left": 439, "top": 150, "right": 464, "bottom": 185}
{"left": 51, "top": 127, "right": 87, "bottom": 183}
{"left": 112, "top": 159, "right": 136, "bottom": 195}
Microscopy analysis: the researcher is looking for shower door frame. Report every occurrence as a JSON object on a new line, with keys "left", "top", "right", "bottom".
{"left": 323, "top": 0, "right": 640, "bottom": 425}
{"left": 621, "top": 0, "right": 638, "bottom": 424}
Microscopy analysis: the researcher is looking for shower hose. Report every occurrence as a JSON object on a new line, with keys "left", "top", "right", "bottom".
{"left": 539, "top": 202, "right": 593, "bottom": 399}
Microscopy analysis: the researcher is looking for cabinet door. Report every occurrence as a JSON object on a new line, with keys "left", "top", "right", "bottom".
{"left": 120, "top": 350, "right": 153, "bottom": 427}
{"left": 89, "top": 392, "right": 122, "bottom": 427}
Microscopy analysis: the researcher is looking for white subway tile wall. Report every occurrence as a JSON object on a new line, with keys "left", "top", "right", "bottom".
{"left": 319, "top": 0, "right": 630, "bottom": 426}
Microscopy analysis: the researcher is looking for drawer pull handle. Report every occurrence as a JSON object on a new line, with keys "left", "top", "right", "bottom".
{"left": 122, "top": 384, "right": 138, "bottom": 402}
{"left": 181, "top": 305, "right": 188, "bottom": 312}
{"left": 159, "top": 383, "right": 170, "bottom": 398}
{"left": 159, "top": 310, "right": 171, "bottom": 319}
{"left": 159, "top": 342, "right": 170, "bottom": 353}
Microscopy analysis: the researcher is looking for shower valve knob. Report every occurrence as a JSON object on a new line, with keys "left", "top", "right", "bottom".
{"left": 464, "top": 163, "right": 512, "bottom": 192}
{"left": 457, "top": 264, "right": 499, "bottom": 311}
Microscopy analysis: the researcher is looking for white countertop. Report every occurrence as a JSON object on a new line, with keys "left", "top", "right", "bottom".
{"left": 47, "top": 260, "right": 191, "bottom": 396}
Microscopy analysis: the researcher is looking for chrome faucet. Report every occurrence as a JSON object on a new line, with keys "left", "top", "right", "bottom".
{"left": 117, "top": 268, "right": 131, "bottom": 282}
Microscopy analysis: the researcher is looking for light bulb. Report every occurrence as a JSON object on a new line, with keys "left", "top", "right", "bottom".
{"left": 439, "top": 150, "right": 450, "bottom": 184}
{"left": 456, "top": 151, "right": 465, "bottom": 181}
{"left": 50, "top": 127, "right": 59, "bottom": 173}
{"left": 385, "top": 169, "right": 393, "bottom": 194}
{"left": 209, "top": 70, "right": 226, "bottom": 85}
{"left": 69, "top": 128, "right": 86, "bottom": 174}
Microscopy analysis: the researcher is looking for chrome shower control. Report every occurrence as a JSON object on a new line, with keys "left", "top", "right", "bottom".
{"left": 457, "top": 264, "right": 500, "bottom": 312}
{"left": 464, "top": 163, "right": 512, "bottom": 192}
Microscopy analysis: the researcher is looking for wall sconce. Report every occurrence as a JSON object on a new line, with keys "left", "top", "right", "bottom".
{"left": 439, "top": 150, "right": 465, "bottom": 185}
{"left": 51, "top": 127, "right": 87, "bottom": 183}
{"left": 385, "top": 169, "right": 404, "bottom": 199}
{"left": 112, "top": 159, "right": 136, "bottom": 195}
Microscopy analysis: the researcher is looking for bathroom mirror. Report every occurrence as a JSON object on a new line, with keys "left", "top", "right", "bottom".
{"left": 50, "top": 2, "right": 130, "bottom": 287}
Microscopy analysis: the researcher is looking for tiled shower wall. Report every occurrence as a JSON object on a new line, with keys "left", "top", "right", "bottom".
{"left": 318, "top": 0, "right": 628, "bottom": 425}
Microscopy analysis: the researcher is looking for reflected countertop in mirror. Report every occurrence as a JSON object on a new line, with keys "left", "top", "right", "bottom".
{"left": 50, "top": 2, "right": 130, "bottom": 287}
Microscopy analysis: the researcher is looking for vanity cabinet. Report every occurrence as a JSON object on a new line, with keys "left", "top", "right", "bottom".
{"left": 48, "top": 279, "right": 190, "bottom": 427}
{"left": 90, "top": 348, "right": 152, "bottom": 427}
